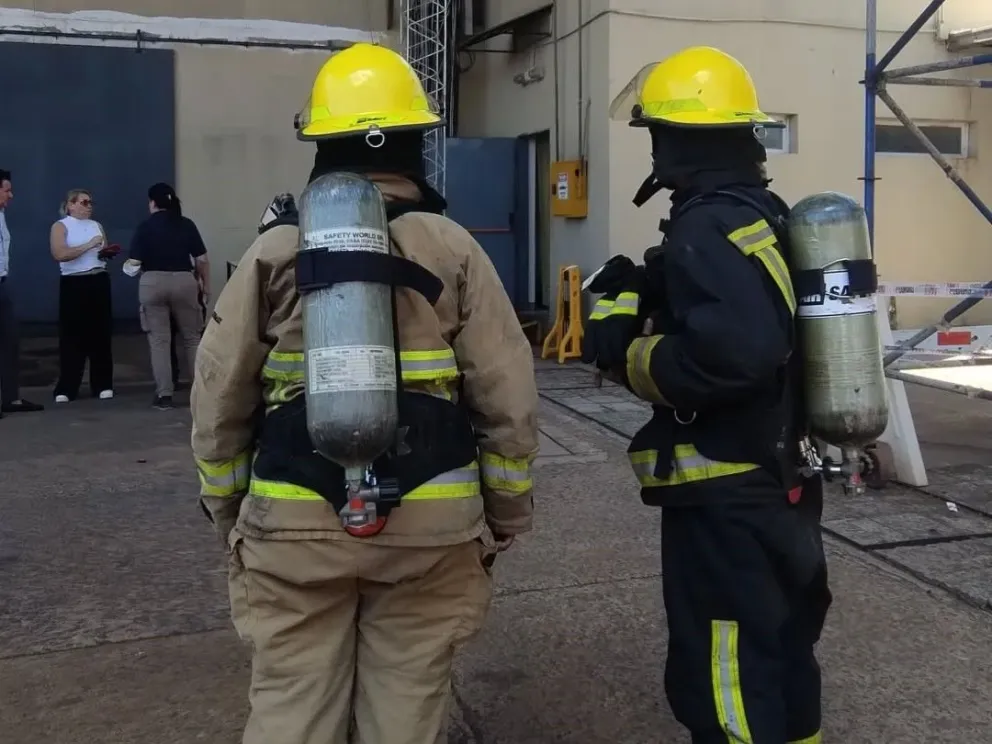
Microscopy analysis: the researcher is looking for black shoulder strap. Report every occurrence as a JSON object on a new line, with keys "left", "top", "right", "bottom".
{"left": 258, "top": 215, "right": 299, "bottom": 235}
{"left": 676, "top": 188, "right": 791, "bottom": 246}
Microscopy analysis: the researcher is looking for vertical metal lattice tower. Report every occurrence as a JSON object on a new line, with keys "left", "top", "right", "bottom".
{"left": 401, "top": 0, "right": 450, "bottom": 194}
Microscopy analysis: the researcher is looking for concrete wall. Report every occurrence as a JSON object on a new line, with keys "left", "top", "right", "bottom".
{"left": 175, "top": 48, "right": 328, "bottom": 293}
{"left": 458, "top": 1, "right": 612, "bottom": 312}
{"left": 459, "top": 0, "right": 992, "bottom": 329}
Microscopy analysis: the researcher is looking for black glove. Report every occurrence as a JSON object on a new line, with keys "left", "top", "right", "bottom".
{"left": 582, "top": 260, "right": 648, "bottom": 372}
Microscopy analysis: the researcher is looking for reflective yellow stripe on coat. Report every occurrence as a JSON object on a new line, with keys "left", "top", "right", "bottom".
{"left": 196, "top": 451, "right": 251, "bottom": 497}
{"left": 480, "top": 451, "right": 533, "bottom": 495}
{"left": 726, "top": 219, "right": 797, "bottom": 315}
{"left": 261, "top": 349, "right": 459, "bottom": 384}
{"left": 260, "top": 348, "right": 460, "bottom": 405}
{"left": 249, "top": 462, "right": 481, "bottom": 502}
{"left": 628, "top": 444, "right": 758, "bottom": 487}
{"left": 625, "top": 335, "right": 668, "bottom": 405}
{"left": 589, "top": 291, "right": 639, "bottom": 320}
{"left": 589, "top": 297, "right": 614, "bottom": 320}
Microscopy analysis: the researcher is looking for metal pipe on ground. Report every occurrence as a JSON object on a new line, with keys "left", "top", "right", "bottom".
{"left": 886, "top": 367, "right": 992, "bottom": 401}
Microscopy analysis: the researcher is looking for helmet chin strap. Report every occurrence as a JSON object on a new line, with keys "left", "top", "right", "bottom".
{"left": 632, "top": 173, "right": 663, "bottom": 208}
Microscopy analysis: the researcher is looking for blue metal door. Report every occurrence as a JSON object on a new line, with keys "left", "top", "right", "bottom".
{"left": 444, "top": 137, "right": 529, "bottom": 307}
{"left": 0, "top": 41, "right": 175, "bottom": 327}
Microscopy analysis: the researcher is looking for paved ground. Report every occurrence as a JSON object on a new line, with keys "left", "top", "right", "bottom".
{"left": 2, "top": 358, "right": 992, "bottom": 742}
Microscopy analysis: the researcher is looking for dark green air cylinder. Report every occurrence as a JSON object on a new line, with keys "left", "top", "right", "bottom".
{"left": 787, "top": 192, "right": 889, "bottom": 448}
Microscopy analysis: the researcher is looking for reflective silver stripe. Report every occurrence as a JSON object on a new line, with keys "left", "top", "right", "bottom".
{"left": 405, "top": 463, "right": 481, "bottom": 500}
{"left": 481, "top": 463, "right": 530, "bottom": 483}
{"left": 427, "top": 465, "right": 479, "bottom": 484}
{"left": 263, "top": 353, "right": 304, "bottom": 380}
{"left": 589, "top": 299, "right": 615, "bottom": 319}
{"left": 196, "top": 455, "right": 251, "bottom": 497}
{"left": 631, "top": 452, "right": 721, "bottom": 476}
{"left": 403, "top": 358, "right": 451, "bottom": 373}
{"left": 629, "top": 446, "right": 758, "bottom": 487}
{"left": 753, "top": 249, "right": 798, "bottom": 314}
{"left": 265, "top": 357, "right": 303, "bottom": 372}
{"left": 712, "top": 620, "right": 753, "bottom": 743}
{"left": 612, "top": 297, "right": 639, "bottom": 311}
{"left": 730, "top": 223, "right": 775, "bottom": 253}
{"left": 262, "top": 351, "right": 457, "bottom": 380}
{"left": 630, "top": 457, "right": 654, "bottom": 481}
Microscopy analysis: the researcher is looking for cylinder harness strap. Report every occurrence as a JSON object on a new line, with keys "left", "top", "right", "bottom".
{"left": 791, "top": 260, "right": 878, "bottom": 306}
{"left": 295, "top": 249, "right": 443, "bottom": 305}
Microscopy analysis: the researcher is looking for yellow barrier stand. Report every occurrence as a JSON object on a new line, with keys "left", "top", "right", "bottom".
{"left": 541, "top": 264, "right": 584, "bottom": 363}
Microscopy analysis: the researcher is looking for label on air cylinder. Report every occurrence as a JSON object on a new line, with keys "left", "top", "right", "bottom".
{"left": 304, "top": 227, "right": 389, "bottom": 253}
{"left": 307, "top": 346, "right": 396, "bottom": 394}
{"left": 796, "top": 268, "right": 876, "bottom": 319}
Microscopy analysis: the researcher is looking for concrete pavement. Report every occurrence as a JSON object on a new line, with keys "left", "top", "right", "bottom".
{"left": 2, "top": 367, "right": 992, "bottom": 743}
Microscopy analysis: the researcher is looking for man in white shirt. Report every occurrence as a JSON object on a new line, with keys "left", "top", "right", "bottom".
{"left": 0, "top": 169, "right": 43, "bottom": 417}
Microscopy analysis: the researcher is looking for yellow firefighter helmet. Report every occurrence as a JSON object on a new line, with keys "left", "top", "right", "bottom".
{"left": 609, "top": 46, "right": 782, "bottom": 129}
{"left": 294, "top": 42, "right": 442, "bottom": 141}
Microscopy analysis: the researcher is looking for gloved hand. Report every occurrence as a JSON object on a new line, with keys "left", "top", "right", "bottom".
{"left": 582, "top": 256, "right": 648, "bottom": 374}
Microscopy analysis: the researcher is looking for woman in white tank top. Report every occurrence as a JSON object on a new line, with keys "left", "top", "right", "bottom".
{"left": 48, "top": 189, "right": 115, "bottom": 402}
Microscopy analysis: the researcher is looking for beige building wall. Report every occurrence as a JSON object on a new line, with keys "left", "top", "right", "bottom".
{"left": 459, "top": 0, "right": 992, "bottom": 329}
{"left": 0, "top": 0, "right": 393, "bottom": 298}
{"left": 175, "top": 48, "right": 329, "bottom": 295}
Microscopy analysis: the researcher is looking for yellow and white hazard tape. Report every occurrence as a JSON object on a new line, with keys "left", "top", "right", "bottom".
{"left": 877, "top": 281, "right": 992, "bottom": 298}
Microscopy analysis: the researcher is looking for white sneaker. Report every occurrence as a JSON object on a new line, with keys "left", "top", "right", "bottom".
{"left": 54, "top": 395, "right": 69, "bottom": 404}
{"left": 98, "top": 390, "right": 114, "bottom": 400}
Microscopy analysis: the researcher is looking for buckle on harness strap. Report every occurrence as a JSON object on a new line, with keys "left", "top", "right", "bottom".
{"left": 339, "top": 473, "right": 401, "bottom": 538}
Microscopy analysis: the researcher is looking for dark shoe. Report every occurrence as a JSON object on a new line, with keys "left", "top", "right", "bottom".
{"left": 1, "top": 399, "right": 44, "bottom": 413}
{"left": 152, "top": 395, "right": 174, "bottom": 410}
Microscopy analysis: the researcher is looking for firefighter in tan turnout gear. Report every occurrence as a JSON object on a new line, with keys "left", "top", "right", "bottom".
{"left": 190, "top": 42, "right": 539, "bottom": 744}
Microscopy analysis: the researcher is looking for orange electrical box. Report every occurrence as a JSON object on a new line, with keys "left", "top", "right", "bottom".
{"left": 550, "top": 159, "right": 588, "bottom": 219}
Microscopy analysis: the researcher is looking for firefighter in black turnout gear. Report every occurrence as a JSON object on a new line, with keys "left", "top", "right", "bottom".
{"left": 585, "top": 47, "right": 832, "bottom": 744}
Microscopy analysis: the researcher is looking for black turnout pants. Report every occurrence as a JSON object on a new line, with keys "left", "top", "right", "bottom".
{"left": 661, "top": 475, "right": 831, "bottom": 744}
{"left": 54, "top": 271, "right": 114, "bottom": 399}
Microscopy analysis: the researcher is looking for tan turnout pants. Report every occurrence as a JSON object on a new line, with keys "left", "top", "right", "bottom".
{"left": 228, "top": 532, "right": 496, "bottom": 744}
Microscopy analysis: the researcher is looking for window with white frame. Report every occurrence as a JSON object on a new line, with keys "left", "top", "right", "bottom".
{"left": 876, "top": 120, "right": 969, "bottom": 157}
{"left": 763, "top": 114, "right": 796, "bottom": 155}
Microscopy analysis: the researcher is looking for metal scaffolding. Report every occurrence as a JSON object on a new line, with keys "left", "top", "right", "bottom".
{"left": 401, "top": 0, "right": 451, "bottom": 194}
{"left": 864, "top": 0, "right": 992, "bottom": 398}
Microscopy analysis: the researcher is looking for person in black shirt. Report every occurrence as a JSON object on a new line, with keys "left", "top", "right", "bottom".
{"left": 128, "top": 182, "right": 210, "bottom": 409}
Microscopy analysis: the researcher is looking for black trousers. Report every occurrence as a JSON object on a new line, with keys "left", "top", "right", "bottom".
{"left": 0, "top": 278, "right": 21, "bottom": 404}
{"left": 54, "top": 271, "right": 114, "bottom": 399}
{"left": 661, "top": 475, "right": 831, "bottom": 744}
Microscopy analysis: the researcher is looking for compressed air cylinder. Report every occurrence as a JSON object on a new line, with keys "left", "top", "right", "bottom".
{"left": 297, "top": 172, "right": 399, "bottom": 469}
{"left": 787, "top": 192, "right": 889, "bottom": 448}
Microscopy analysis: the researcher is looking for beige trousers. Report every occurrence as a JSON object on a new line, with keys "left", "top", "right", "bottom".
{"left": 138, "top": 271, "right": 202, "bottom": 396}
{"left": 228, "top": 532, "right": 496, "bottom": 744}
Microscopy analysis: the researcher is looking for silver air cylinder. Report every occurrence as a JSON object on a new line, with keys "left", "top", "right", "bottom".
{"left": 788, "top": 192, "right": 889, "bottom": 464}
{"left": 297, "top": 172, "right": 398, "bottom": 470}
